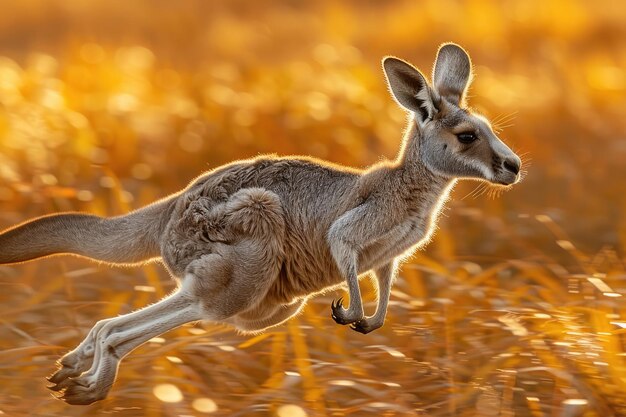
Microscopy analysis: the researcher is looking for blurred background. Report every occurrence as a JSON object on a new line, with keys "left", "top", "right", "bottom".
{"left": 0, "top": 0, "right": 625, "bottom": 416}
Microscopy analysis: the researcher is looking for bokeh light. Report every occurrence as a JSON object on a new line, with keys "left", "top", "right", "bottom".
{"left": 153, "top": 384, "right": 183, "bottom": 403}
{"left": 0, "top": 1, "right": 625, "bottom": 416}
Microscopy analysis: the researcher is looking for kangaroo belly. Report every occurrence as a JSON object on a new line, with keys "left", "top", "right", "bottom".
{"left": 228, "top": 298, "right": 306, "bottom": 333}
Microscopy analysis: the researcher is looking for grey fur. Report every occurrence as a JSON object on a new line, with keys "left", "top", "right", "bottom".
{"left": 0, "top": 44, "right": 522, "bottom": 404}
{"left": 383, "top": 57, "right": 436, "bottom": 123}
{"left": 433, "top": 43, "right": 473, "bottom": 105}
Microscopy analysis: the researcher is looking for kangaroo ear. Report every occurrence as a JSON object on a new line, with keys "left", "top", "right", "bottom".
{"left": 382, "top": 56, "right": 437, "bottom": 124}
{"left": 432, "top": 43, "right": 472, "bottom": 106}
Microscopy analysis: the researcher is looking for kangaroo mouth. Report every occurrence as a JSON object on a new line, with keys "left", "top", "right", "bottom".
{"left": 492, "top": 171, "right": 520, "bottom": 186}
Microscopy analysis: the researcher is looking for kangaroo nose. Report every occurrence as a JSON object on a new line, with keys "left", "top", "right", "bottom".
{"left": 503, "top": 157, "right": 521, "bottom": 175}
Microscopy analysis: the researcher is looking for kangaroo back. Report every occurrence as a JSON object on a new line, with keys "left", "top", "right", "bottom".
{"left": 0, "top": 198, "right": 175, "bottom": 265}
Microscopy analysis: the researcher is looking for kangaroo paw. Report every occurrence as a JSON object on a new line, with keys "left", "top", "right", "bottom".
{"left": 47, "top": 343, "right": 95, "bottom": 387}
{"left": 350, "top": 318, "right": 382, "bottom": 334}
{"left": 330, "top": 298, "right": 362, "bottom": 325}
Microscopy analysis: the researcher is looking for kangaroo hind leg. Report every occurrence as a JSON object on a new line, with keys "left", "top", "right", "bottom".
{"left": 48, "top": 188, "right": 286, "bottom": 404}
{"left": 48, "top": 289, "right": 204, "bottom": 405}
{"left": 187, "top": 187, "right": 286, "bottom": 319}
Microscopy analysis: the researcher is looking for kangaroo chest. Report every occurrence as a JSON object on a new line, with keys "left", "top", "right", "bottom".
{"left": 358, "top": 216, "right": 430, "bottom": 272}
{"left": 357, "top": 180, "right": 454, "bottom": 272}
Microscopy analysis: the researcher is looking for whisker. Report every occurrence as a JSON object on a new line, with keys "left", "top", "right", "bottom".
{"left": 492, "top": 123, "right": 515, "bottom": 132}
{"left": 461, "top": 182, "right": 485, "bottom": 201}
{"left": 471, "top": 182, "right": 490, "bottom": 199}
{"left": 491, "top": 111, "right": 518, "bottom": 125}
{"left": 490, "top": 113, "right": 506, "bottom": 125}
{"left": 495, "top": 121, "right": 516, "bottom": 128}
{"left": 519, "top": 169, "right": 530, "bottom": 182}
{"left": 490, "top": 111, "right": 518, "bottom": 134}
{"left": 513, "top": 149, "right": 533, "bottom": 168}
{"left": 476, "top": 182, "right": 490, "bottom": 197}
{"left": 464, "top": 183, "right": 481, "bottom": 200}
{"left": 517, "top": 152, "right": 533, "bottom": 169}
{"left": 488, "top": 187, "right": 504, "bottom": 200}
{"left": 494, "top": 115, "right": 517, "bottom": 126}
{"left": 494, "top": 110, "right": 517, "bottom": 120}
{"left": 476, "top": 184, "right": 490, "bottom": 199}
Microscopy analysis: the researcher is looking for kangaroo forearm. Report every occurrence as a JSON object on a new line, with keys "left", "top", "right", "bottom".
{"left": 328, "top": 238, "right": 364, "bottom": 324}
{"left": 372, "top": 262, "right": 394, "bottom": 318}
{"left": 349, "top": 262, "right": 395, "bottom": 334}
{"left": 329, "top": 239, "right": 360, "bottom": 292}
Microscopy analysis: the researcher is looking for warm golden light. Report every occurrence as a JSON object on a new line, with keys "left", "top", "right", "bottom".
{"left": 562, "top": 399, "right": 588, "bottom": 406}
{"left": 1, "top": 0, "right": 625, "bottom": 415}
{"left": 153, "top": 384, "right": 183, "bottom": 403}
{"left": 192, "top": 398, "right": 218, "bottom": 413}
{"left": 276, "top": 405, "right": 308, "bottom": 417}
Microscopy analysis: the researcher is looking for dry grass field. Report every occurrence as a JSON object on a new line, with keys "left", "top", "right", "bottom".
{"left": 1, "top": 1, "right": 626, "bottom": 416}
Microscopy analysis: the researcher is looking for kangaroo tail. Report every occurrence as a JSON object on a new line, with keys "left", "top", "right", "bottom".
{"left": 0, "top": 198, "right": 176, "bottom": 265}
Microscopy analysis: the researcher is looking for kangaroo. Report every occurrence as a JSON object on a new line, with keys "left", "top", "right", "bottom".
{"left": 0, "top": 43, "right": 521, "bottom": 405}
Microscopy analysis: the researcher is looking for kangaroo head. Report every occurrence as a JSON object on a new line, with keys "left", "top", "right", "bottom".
{"left": 382, "top": 43, "right": 521, "bottom": 186}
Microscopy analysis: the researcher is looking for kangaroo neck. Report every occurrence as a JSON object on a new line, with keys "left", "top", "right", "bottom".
{"left": 395, "top": 121, "right": 451, "bottom": 200}
{"left": 396, "top": 120, "right": 420, "bottom": 167}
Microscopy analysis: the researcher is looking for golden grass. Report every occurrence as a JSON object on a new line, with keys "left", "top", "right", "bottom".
{"left": 1, "top": 0, "right": 626, "bottom": 416}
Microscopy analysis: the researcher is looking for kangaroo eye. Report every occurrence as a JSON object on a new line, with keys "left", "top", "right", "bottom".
{"left": 456, "top": 132, "right": 477, "bottom": 144}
